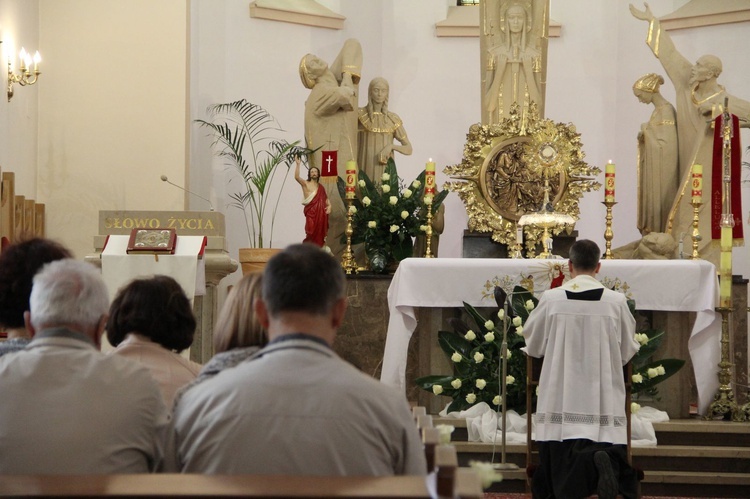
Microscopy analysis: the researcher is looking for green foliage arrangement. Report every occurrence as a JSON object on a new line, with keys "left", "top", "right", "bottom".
{"left": 337, "top": 157, "right": 448, "bottom": 273}
{"left": 417, "top": 285, "right": 685, "bottom": 413}
{"left": 196, "top": 99, "right": 310, "bottom": 248}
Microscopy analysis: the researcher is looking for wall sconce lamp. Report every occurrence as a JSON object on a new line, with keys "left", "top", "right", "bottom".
{"left": 7, "top": 47, "right": 41, "bottom": 101}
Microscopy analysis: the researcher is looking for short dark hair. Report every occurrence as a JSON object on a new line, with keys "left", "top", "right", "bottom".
{"left": 106, "top": 275, "right": 196, "bottom": 352}
{"left": 0, "top": 238, "right": 72, "bottom": 328}
{"left": 569, "top": 239, "right": 601, "bottom": 272}
{"left": 262, "top": 243, "right": 345, "bottom": 316}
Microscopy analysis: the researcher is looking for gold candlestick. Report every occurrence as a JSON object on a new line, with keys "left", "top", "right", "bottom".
{"left": 341, "top": 199, "right": 357, "bottom": 274}
{"left": 704, "top": 306, "right": 744, "bottom": 421}
{"left": 424, "top": 196, "right": 434, "bottom": 258}
{"left": 601, "top": 200, "right": 616, "bottom": 259}
{"left": 690, "top": 200, "right": 702, "bottom": 260}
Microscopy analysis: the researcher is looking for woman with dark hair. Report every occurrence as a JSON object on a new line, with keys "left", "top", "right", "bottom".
{"left": 107, "top": 275, "right": 201, "bottom": 407}
{"left": 0, "top": 238, "right": 72, "bottom": 357}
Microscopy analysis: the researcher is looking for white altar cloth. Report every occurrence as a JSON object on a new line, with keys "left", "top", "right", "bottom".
{"left": 380, "top": 258, "right": 720, "bottom": 415}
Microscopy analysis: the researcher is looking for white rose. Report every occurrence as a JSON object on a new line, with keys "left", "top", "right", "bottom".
{"left": 382, "top": 184, "right": 391, "bottom": 193}
{"left": 512, "top": 316, "right": 522, "bottom": 327}
{"left": 400, "top": 210, "right": 409, "bottom": 219}
{"left": 647, "top": 368, "right": 659, "bottom": 379}
{"left": 362, "top": 196, "right": 371, "bottom": 206}
{"left": 473, "top": 352, "right": 484, "bottom": 363}
{"left": 432, "top": 384, "right": 443, "bottom": 395}
{"left": 389, "top": 196, "right": 398, "bottom": 205}
{"left": 424, "top": 195, "right": 433, "bottom": 204}
{"left": 348, "top": 205, "right": 357, "bottom": 215}
{"left": 420, "top": 225, "right": 428, "bottom": 232}
{"left": 632, "top": 373, "right": 644, "bottom": 383}
{"left": 465, "top": 393, "right": 477, "bottom": 404}
{"left": 525, "top": 300, "right": 535, "bottom": 311}
{"left": 656, "top": 365, "right": 666, "bottom": 376}
{"left": 631, "top": 402, "right": 641, "bottom": 414}
{"left": 403, "top": 188, "right": 413, "bottom": 198}
{"left": 496, "top": 309, "right": 505, "bottom": 320}
{"left": 389, "top": 225, "right": 399, "bottom": 233}
{"left": 515, "top": 326, "right": 524, "bottom": 335}
{"left": 636, "top": 333, "right": 649, "bottom": 345}
{"left": 505, "top": 349, "right": 512, "bottom": 360}
{"left": 412, "top": 180, "right": 421, "bottom": 188}
{"left": 506, "top": 375, "right": 516, "bottom": 385}
{"left": 464, "top": 330, "right": 476, "bottom": 341}
{"left": 492, "top": 395, "right": 502, "bottom": 406}
{"left": 451, "top": 378, "right": 462, "bottom": 389}
{"left": 451, "top": 352, "right": 462, "bottom": 363}
{"left": 367, "top": 221, "right": 377, "bottom": 229}
{"left": 381, "top": 173, "right": 390, "bottom": 181}
{"left": 475, "top": 379, "right": 487, "bottom": 390}
{"left": 435, "top": 424, "right": 455, "bottom": 445}
{"left": 358, "top": 179, "right": 366, "bottom": 188}
{"left": 484, "top": 332, "right": 495, "bottom": 343}
{"left": 484, "top": 320, "right": 494, "bottom": 330}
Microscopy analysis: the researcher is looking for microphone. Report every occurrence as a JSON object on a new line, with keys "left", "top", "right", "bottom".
{"left": 160, "top": 175, "right": 214, "bottom": 211}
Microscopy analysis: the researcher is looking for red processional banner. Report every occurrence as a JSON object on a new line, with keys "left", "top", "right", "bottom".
{"left": 320, "top": 150, "right": 338, "bottom": 177}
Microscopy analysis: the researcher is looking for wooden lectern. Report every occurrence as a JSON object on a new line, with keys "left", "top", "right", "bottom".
{"left": 85, "top": 210, "right": 237, "bottom": 363}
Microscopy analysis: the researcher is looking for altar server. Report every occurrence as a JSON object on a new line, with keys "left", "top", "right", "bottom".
{"left": 523, "top": 239, "right": 640, "bottom": 499}
{"left": 168, "top": 243, "right": 426, "bottom": 476}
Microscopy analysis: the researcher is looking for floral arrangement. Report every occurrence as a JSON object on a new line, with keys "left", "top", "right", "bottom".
{"left": 416, "top": 285, "right": 684, "bottom": 413}
{"left": 337, "top": 157, "right": 447, "bottom": 273}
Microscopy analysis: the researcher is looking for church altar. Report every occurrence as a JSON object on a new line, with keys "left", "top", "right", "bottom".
{"left": 380, "top": 257, "right": 721, "bottom": 415}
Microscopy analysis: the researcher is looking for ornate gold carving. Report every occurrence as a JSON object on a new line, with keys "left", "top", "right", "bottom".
{"left": 445, "top": 103, "right": 600, "bottom": 254}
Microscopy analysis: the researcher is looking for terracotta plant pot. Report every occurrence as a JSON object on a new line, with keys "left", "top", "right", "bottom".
{"left": 239, "top": 248, "right": 282, "bottom": 275}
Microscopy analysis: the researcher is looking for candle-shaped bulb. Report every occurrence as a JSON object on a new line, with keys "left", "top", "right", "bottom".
{"left": 33, "top": 51, "right": 41, "bottom": 70}
{"left": 18, "top": 47, "right": 27, "bottom": 70}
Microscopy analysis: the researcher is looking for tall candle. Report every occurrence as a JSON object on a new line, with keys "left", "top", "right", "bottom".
{"left": 719, "top": 226, "right": 732, "bottom": 307}
{"left": 604, "top": 161, "right": 615, "bottom": 202}
{"left": 345, "top": 160, "right": 357, "bottom": 200}
{"left": 425, "top": 158, "right": 436, "bottom": 195}
{"left": 691, "top": 164, "right": 703, "bottom": 203}
{"left": 516, "top": 225, "right": 523, "bottom": 244}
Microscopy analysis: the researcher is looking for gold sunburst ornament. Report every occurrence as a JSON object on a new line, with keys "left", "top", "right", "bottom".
{"left": 444, "top": 103, "right": 601, "bottom": 255}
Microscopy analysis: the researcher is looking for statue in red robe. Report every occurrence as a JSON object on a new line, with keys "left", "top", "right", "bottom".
{"left": 295, "top": 158, "right": 331, "bottom": 248}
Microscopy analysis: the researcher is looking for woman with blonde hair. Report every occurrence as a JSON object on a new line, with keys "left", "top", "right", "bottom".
{"left": 182, "top": 272, "right": 267, "bottom": 391}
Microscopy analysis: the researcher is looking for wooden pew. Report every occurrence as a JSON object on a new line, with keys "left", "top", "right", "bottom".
{"left": 0, "top": 473, "right": 483, "bottom": 498}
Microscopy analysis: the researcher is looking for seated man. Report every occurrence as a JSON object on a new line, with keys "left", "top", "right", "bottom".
{"left": 522, "top": 239, "right": 640, "bottom": 499}
{"left": 169, "top": 243, "right": 426, "bottom": 476}
{"left": 0, "top": 259, "right": 168, "bottom": 474}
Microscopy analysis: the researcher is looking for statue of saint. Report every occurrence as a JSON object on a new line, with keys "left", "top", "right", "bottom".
{"left": 630, "top": 3, "right": 750, "bottom": 264}
{"left": 633, "top": 73, "right": 679, "bottom": 235}
{"left": 357, "top": 77, "right": 413, "bottom": 182}
{"left": 300, "top": 38, "right": 362, "bottom": 259}
{"left": 295, "top": 157, "right": 330, "bottom": 248}
{"left": 483, "top": 1, "right": 544, "bottom": 125}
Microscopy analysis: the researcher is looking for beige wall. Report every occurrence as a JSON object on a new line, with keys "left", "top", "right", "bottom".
{"left": 37, "top": 0, "right": 188, "bottom": 258}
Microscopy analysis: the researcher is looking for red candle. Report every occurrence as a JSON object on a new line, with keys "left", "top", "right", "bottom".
{"left": 425, "top": 158, "right": 436, "bottom": 196}
{"left": 604, "top": 161, "right": 615, "bottom": 202}
{"left": 345, "top": 161, "right": 357, "bottom": 200}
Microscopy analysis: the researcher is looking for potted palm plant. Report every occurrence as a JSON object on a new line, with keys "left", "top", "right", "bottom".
{"left": 196, "top": 99, "right": 309, "bottom": 273}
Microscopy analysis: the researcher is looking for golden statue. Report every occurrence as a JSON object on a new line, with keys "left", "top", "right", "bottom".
{"left": 481, "top": 0, "right": 549, "bottom": 126}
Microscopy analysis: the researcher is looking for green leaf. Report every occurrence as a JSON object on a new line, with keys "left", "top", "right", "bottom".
{"left": 438, "top": 330, "right": 473, "bottom": 357}
{"left": 463, "top": 302, "right": 490, "bottom": 333}
{"left": 631, "top": 358, "right": 686, "bottom": 394}
{"left": 414, "top": 375, "right": 454, "bottom": 391}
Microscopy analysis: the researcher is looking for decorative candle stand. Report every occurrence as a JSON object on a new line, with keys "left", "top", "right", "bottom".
{"left": 424, "top": 195, "right": 434, "bottom": 258}
{"left": 341, "top": 199, "right": 357, "bottom": 275}
{"left": 601, "top": 200, "right": 616, "bottom": 259}
{"left": 704, "top": 306, "right": 744, "bottom": 421}
{"left": 690, "top": 201, "right": 702, "bottom": 260}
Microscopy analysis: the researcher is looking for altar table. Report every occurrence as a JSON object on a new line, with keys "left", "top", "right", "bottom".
{"left": 381, "top": 258, "right": 721, "bottom": 415}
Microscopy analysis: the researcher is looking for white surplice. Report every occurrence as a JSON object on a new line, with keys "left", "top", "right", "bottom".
{"left": 522, "top": 274, "right": 640, "bottom": 445}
